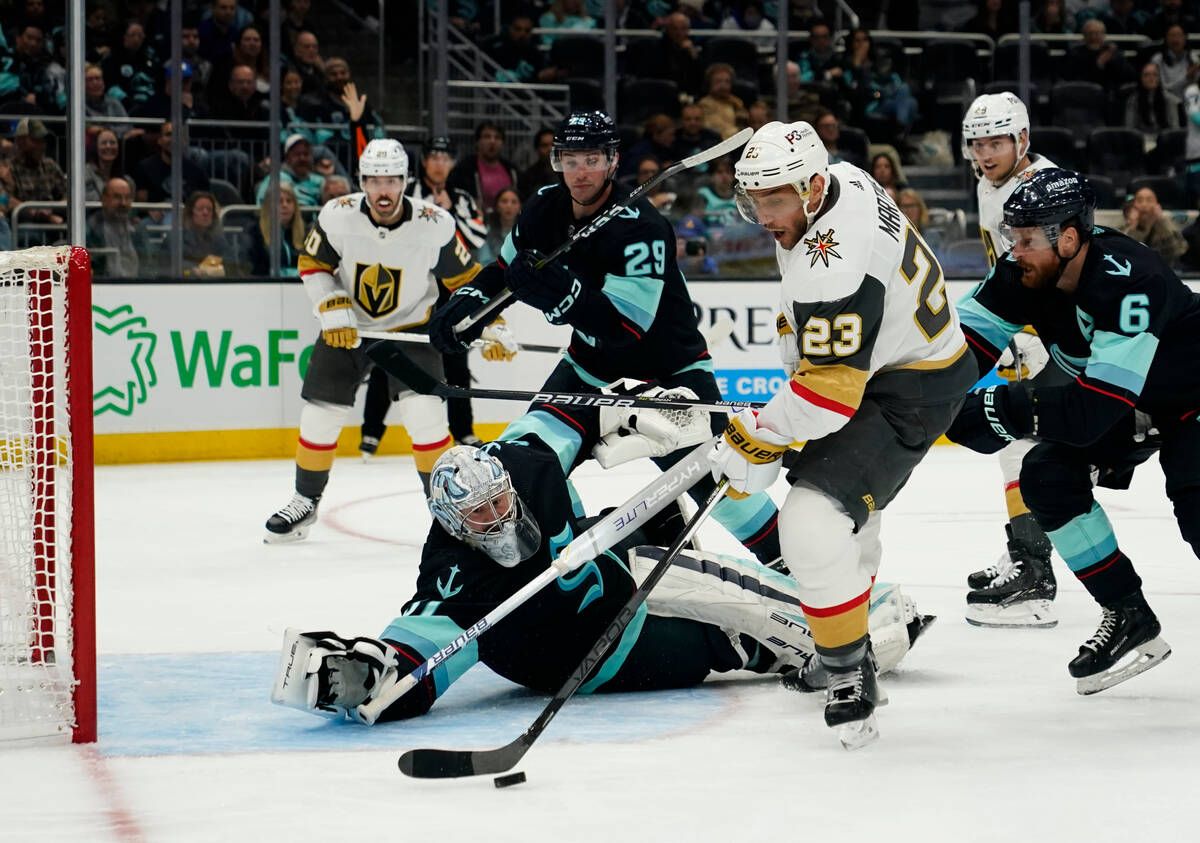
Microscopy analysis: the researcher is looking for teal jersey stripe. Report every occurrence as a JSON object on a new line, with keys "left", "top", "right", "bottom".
{"left": 1047, "top": 502, "right": 1119, "bottom": 572}
{"left": 499, "top": 410, "right": 583, "bottom": 473}
{"left": 1085, "top": 330, "right": 1159, "bottom": 396}
{"left": 601, "top": 273, "right": 665, "bottom": 332}
{"left": 956, "top": 295, "right": 1023, "bottom": 352}
{"left": 712, "top": 492, "right": 776, "bottom": 540}
{"left": 566, "top": 478, "right": 586, "bottom": 519}
{"left": 380, "top": 615, "right": 479, "bottom": 693}
{"left": 673, "top": 357, "right": 715, "bottom": 376}
{"left": 500, "top": 228, "right": 518, "bottom": 264}
{"left": 579, "top": 602, "right": 648, "bottom": 694}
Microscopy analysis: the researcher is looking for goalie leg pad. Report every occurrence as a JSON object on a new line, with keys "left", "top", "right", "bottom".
{"left": 270, "top": 628, "right": 401, "bottom": 724}
{"left": 628, "top": 545, "right": 813, "bottom": 669}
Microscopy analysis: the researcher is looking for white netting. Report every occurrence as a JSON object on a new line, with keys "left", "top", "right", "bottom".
{"left": 0, "top": 246, "right": 78, "bottom": 744}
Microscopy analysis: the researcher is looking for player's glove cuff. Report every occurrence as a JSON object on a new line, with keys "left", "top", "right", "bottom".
{"left": 316, "top": 294, "right": 360, "bottom": 349}
{"left": 945, "top": 383, "right": 1035, "bottom": 454}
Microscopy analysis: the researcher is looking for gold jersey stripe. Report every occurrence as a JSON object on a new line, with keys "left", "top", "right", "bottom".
{"left": 879, "top": 341, "right": 968, "bottom": 373}
{"left": 298, "top": 255, "right": 335, "bottom": 273}
{"left": 790, "top": 361, "right": 868, "bottom": 413}
{"left": 442, "top": 262, "right": 482, "bottom": 291}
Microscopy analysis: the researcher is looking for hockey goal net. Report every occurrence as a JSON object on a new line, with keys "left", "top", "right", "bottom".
{"left": 0, "top": 246, "right": 95, "bottom": 744}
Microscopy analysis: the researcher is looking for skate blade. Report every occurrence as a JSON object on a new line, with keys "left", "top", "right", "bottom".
{"left": 836, "top": 713, "right": 880, "bottom": 751}
{"left": 1076, "top": 637, "right": 1172, "bottom": 696}
{"left": 965, "top": 600, "right": 1057, "bottom": 629}
{"left": 263, "top": 526, "right": 311, "bottom": 544}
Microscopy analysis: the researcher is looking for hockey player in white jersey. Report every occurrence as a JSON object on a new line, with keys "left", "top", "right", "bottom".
{"left": 708, "top": 121, "right": 976, "bottom": 748}
{"left": 959, "top": 92, "right": 1064, "bottom": 627}
{"left": 263, "top": 138, "right": 516, "bottom": 543}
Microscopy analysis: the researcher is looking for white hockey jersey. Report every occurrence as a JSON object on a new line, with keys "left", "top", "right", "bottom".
{"left": 298, "top": 194, "right": 479, "bottom": 331}
{"left": 976, "top": 152, "right": 1057, "bottom": 267}
{"left": 759, "top": 161, "right": 967, "bottom": 444}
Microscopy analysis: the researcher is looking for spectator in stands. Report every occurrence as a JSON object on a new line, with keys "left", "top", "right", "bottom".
{"left": 1187, "top": 81, "right": 1200, "bottom": 205}
{"left": 84, "top": 128, "right": 136, "bottom": 202}
{"left": 85, "top": 2, "right": 113, "bottom": 62}
{"left": 256, "top": 133, "right": 323, "bottom": 206}
{"left": 448, "top": 120, "right": 517, "bottom": 212}
{"left": 1122, "top": 185, "right": 1188, "bottom": 268}
{"left": 1064, "top": 19, "right": 1132, "bottom": 89}
{"left": 478, "top": 185, "right": 521, "bottom": 266}
{"left": 815, "top": 108, "right": 846, "bottom": 164}
{"left": 1151, "top": 25, "right": 1200, "bottom": 102}
{"left": 620, "top": 114, "right": 678, "bottom": 178}
{"left": 674, "top": 103, "right": 721, "bottom": 161}
{"left": 277, "top": 67, "right": 308, "bottom": 142}
{"left": 207, "top": 62, "right": 266, "bottom": 122}
{"left": 280, "top": 0, "right": 312, "bottom": 56}
{"left": 641, "top": 11, "right": 702, "bottom": 95}
{"left": 198, "top": 0, "right": 241, "bottom": 63}
{"left": 132, "top": 120, "right": 211, "bottom": 206}
{"left": 698, "top": 154, "right": 738, "bottom": 228}
{"left": 319, "top": 175, "right": 351, "bottom": 204}
{"left": 518, "top": 128, "right": 556, "bottom": 198}
{"left": 86, "top": 177, "right": 150, "bottom": 278}
{"left": 960, "top": 0, "right": 1019, "bottom": 43}
{"left": 675, "top": 212, "right": 718, "bottom": 275}
{"left": 788, "top": 0, "right": 825, "bottom": 30}
{"left": 720, "top": 0, "right": 774, "bottom": 32}
{"left": 101, "top": 19, "right": 159, "bottom": 110}
{"left": 291, "top": 31, "right": 325, "bottom": 95}
{"left": 1146, "top": 0, "right": 1198, "bottom": 42}
{"left": 839, "top": 29, "right": 920, "bottom": 135}
{"left": 313, "top": 149, "right": 342, "bottom": 180}
{"left": 539, "top": 0, "right": 596, "bottom": 45}
{"left": 131, "top": 60, "right": 199, "bottom": 121}
{"left": 797, "top": 21, "right": 841, "bottom": 84}
{"left": 746, "top": 98, "right": 769, "bottom": 131}
{"left": 212, "top": 24, "right": 271, "bottom": 99}
{"left": 1093, "top": 0, "right": 1150, "bottom": 37}
{"left": 1033, "top": 0, "right": 1074, "bottom": 33}
{"left": 486, "top": 14, "right": 552, "bottom": 84}
{"left": 697, "top": 63, "right": 749, "bottom": 140}
{"left": 0, "top": 151, "right": 13, "bottom": 249}
{"left": 11, "top": 118, "right": 65, "bottom": 225}
{"left": 0, "top": 21, "right": 61, "bottom": 114}
{"left": 176, "top": 190, "right": 233, "bottom": 276}
{"left": 628, "top": 155, "right": 675, "bottom": 210}
{"left": 180, "top": 17, "right": 213, "bottom": 100}
{"left": 246, "top": 180, "right": 304, "bottom": 276}
{"left": 870, "top": 148, "right": 907, "bottom": 191}
{"left": 84, "top": 62, "right": 139, "bottom": 141}
{"left": 298, "top": 59, "right": 383, "bottom": 159}
{"left": 1125, "top": 62, "right": 1183, "bottom": 143}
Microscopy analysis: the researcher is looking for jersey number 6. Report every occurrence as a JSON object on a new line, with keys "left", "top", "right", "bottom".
{"left": 899, "top": 227, "right": 951, "bottom": 341}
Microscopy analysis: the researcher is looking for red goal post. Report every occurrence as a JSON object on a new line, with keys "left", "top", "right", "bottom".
{"left": 0, "top": 246, "right": 95, "bottom": 744}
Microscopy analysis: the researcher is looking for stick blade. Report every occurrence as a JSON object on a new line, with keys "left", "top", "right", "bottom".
{"left": 398, "top": 738, "right": 529, "bottom": 779}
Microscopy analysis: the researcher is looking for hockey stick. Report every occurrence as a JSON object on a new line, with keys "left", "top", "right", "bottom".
{"left": 367, "top": 341, "right": 761, "bottom": 413}
{"left": 397, "top": 479, "right": 728, "bottom": 778}
{"left": 451, "top": 127, "right": 754, "bottom": 335}
{"left": 356, "top": 437, "right": 717, "bottom": 725}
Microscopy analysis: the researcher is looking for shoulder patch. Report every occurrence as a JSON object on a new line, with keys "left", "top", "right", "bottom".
{"left": 803, "top": 228, "right": 842, "bottom": 268}
{"left": 418, "top": 205, "right": 443, "bottom": 221}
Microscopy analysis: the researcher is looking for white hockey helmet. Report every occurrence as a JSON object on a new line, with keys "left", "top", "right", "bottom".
{"left": 358, "top": 138, "right": 409, "bottom": 183}
{"left": 733, "top": 120, "right": 829, "bottom": 225}
{"left": 961, "top": 92, "right": 1030, "bottom": 178}
{"left": 428, "top": 446, "right": 541, "bottom": 568}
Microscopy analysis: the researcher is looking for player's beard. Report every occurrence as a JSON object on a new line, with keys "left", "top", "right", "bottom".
{"left": 369, "top": 192, "right": 403, "bottom": 223}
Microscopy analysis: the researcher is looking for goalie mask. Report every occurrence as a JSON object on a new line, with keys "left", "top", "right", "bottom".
{"left": 428, "top": 446, "right": 541, "bottom": 568}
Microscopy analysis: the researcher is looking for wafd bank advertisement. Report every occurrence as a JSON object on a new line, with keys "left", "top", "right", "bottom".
{"left": 88, "top": 280, "right": 978, "bottom": 462}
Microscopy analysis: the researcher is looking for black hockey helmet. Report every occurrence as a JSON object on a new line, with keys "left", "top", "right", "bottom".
{"left": 551, "top": 110, "right": 620, "bottom": 172}
{"left": 1002, "top": 168, "right": 1096, "bottom": 245}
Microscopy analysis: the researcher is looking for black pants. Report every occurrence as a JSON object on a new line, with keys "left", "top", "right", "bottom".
{"left": 361, "top": 351, "right": 474, "bottom": 443}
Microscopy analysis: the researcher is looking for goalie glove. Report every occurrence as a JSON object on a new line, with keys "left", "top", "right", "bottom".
{"left": 707, "top": 409, "right": 792, "bottom": 498}
{"left": 316, "top": 294, "right": 360, "bottom": 349}
{"left": 480, "top": 316, "right": 518, "bottom": 362}
{"left": 777, "top": 312, "right": 800, "bottom": 376}
{"left": 997, "top": 331, "right": 1049, "bottom": 382}
{"left": 271, "top": 628, "right": 407, "bottom": 724}
{"left": 593, "top": 379, "right": 712, "bottom": 468}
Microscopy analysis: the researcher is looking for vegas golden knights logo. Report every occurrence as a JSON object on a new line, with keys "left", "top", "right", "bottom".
{"left": 353, "top": 263, "right": 402, "bottom": 317}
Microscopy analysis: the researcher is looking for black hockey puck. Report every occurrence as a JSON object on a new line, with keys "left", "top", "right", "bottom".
{"left": 493, "top": 771, "right": 527, "bottom": 788}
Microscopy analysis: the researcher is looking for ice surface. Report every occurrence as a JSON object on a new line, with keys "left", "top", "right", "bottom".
{"left": 2, "top": 447, "right": 1198, "bottom": 842}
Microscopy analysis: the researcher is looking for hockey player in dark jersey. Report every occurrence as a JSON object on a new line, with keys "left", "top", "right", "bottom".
{"left": 946, "top": 168, "right": 1200, "bottom": 694}
{"left": 427, "top": 110, "right": 784, "bottom": 570}
{"left": 269, "top": 422, "right": 930, "bottom": 725}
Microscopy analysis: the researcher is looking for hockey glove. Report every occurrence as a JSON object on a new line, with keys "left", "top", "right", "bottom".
{"left": 480, "top": 317, "right": 518, "bottom": 362}
{"left": 316, "top": 294, "right": 360, "bottom": 349}
{"left": 506, "top": 249, "right": 584, "bottom": 320}
{"left": 707, "top": 409, "right": 792, "bottom": 499}
{"left": 777, "top": 312, "right": 801, "bottom": 376}
{"left": 945, "top": 383, "right": 1036, "bottom": 455}
{"left": 430, "top": 285, "right": 491, "bottom": 354}
{"left": 997, "top": 332, "right": 1049, "bottom": 382}
{"left": 593, "top": 379, "right": 712, "bottom": 468}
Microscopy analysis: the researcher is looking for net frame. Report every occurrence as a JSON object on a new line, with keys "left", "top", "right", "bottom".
{"left": 0, "top": 246, "right": 95, "bottom": 745}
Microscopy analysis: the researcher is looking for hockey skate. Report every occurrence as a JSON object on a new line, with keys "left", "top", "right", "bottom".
{"left": 264, "top": 493, "right": 319, "bottom": 543}
{"left": 967, "top": 515, "right": 1052, "bottom": 588}
{"left": 965, "top": 522, "right": 1057, "bottom": 628}
{"left": 359, "top": 435, "right": 381, "bottom": 460}
{"left": 1069, "top": 591, "right": 1171, "bottom": 695}
{"left": 824, "top": 650, "right": 887, "bottom": 751}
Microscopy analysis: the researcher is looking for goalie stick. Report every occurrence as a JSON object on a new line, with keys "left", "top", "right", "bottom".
{"left": 356, "top": 436, "right": 717, "bottom": 724}
{"left": 366, "top": 341, "right": 761, "bottom": 414}
{"left": 451, "top": 128, "right": 754, "bottom": 335}
{"left": 397, "top": 479, "right": 728, "bottom": 778}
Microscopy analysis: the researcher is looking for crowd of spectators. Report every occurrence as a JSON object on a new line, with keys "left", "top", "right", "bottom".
{"left": 2, "top": 1, "right": 1200, "bottom": 276}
